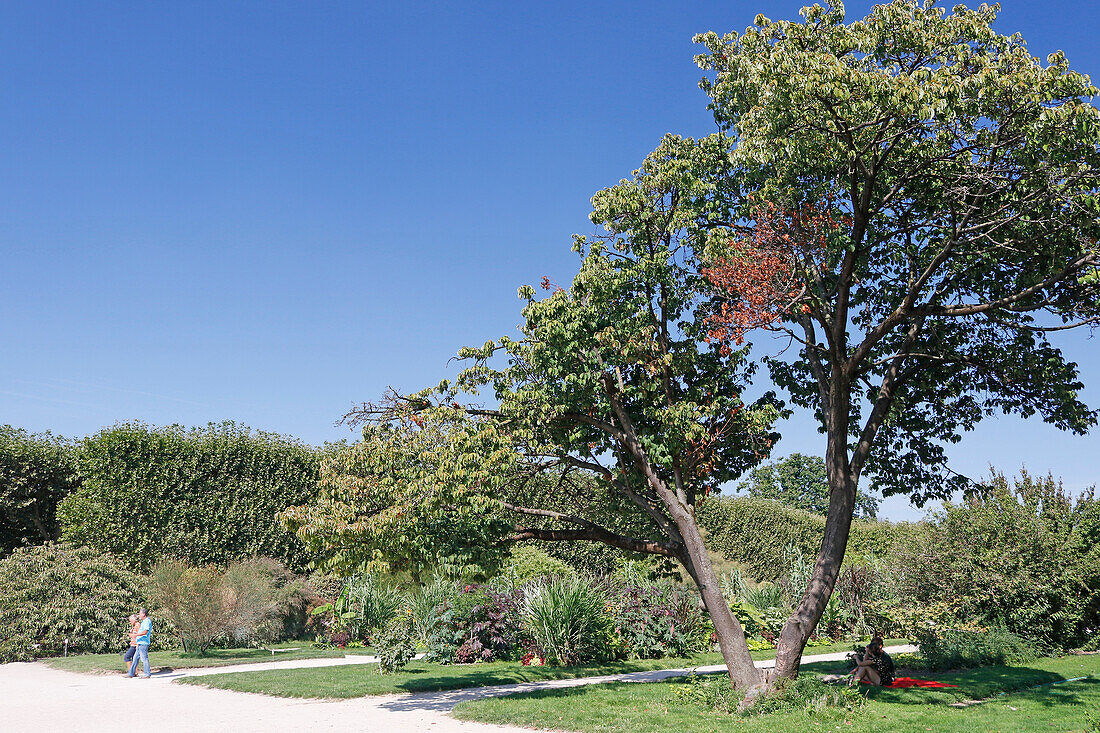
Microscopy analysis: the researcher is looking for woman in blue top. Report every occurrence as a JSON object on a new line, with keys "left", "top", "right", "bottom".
{"left": 126, "top": 608, "right": 152, "bottom": 678}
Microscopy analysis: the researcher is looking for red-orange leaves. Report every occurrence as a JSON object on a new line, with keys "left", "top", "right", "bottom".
{"left": 703, "top": 199, "right": 840, "bottom": 346}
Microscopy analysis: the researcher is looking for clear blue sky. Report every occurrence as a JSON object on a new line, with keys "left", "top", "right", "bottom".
{"left": 2, "top": 1, "right": 1097, "bottom": 521}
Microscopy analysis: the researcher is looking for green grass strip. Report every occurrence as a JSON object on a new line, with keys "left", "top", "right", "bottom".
{"left": 454, "top": 654, "right": 1100, "bottom": 733}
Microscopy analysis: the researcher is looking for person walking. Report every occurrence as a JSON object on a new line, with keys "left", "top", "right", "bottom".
{"left": 126, "top": 608, "right": 152, "bottom": 678}
{"left": 121, "top": 614, "right": 139, "bottom": 672}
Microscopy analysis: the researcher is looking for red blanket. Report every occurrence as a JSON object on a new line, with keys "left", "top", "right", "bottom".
{"left": 862, "top": 676, "right": 958, "bottom": 688}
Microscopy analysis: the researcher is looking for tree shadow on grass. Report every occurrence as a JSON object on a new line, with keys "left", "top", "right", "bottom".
{"left": 799, "top": 658, "right": 1087, "bottom": 708}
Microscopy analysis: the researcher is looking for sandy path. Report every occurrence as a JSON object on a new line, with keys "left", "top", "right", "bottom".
{"left": 0, "top": 645, "right": 916, "bottom": 732}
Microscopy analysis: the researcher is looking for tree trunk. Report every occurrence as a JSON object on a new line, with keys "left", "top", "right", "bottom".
{"left": 771, "top": 424, "right": 856, "bottom": 681}
{"left": 676, "top": 511, "right": 765, "bottom": 693}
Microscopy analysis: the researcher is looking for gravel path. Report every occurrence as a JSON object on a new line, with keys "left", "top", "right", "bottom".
{"left": 0, "top": 645, "right": 916, "bottom": 732}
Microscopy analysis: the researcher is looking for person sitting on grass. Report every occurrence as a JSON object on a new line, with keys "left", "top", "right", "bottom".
{"left": 121, "top": 614, "right": 139, "bottom": 672}
{"left": 850, "top": 636, "right": 895, "bottom": 687}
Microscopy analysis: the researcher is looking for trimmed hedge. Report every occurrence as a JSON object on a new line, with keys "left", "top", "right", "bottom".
{"left": 58, "top": 422, "right": 323, "bottom": 572}
{"left": 698, "top": 496, "right": 922, "bottom": 582}
{"left": 1, "top": 426, "right": 80, "bottom": 556}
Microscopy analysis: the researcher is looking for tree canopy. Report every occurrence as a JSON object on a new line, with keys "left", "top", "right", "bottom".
{"left": 692, "top": 0, "right": 1100, "bottom": 678}
{"left": 286, "top": 133, "right": 786, "bottom": 689}
{"left": 0, "top": 426, "right": 79, "bottom": 556}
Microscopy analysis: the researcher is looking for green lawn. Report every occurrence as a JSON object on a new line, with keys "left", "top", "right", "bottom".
{"left": 174, "top": 639, "right": 908, "bottom": 699}
{"left": 453, "top": 654, "right": 1100, "bottom": 733}
{"left": 43, "top": 642, "right": 375, "bottom": 674}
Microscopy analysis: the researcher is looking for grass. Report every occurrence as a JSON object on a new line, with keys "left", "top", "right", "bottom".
{"left": 43, "top": 642, "right": 375, "bottom": 674}
{"left": 174, "top": 638, "right": 909, "bottom": 699}
{"left": 453, "top": 654, "right": 1100, "bottom": 733}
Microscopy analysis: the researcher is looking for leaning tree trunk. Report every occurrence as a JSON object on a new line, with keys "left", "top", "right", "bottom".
{"left": 771, "top": 422, "right": 857, "bottom": 682}
{"left": 675, "top": 505, "right": 766, "bottom": 694}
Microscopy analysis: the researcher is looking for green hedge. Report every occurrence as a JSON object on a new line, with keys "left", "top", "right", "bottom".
{"left": 1, "top": 426, "right": 80, "bottom": 557}
{"left": 698, "top": 496, "right": 921, "bottom": 582}
{"left": 58, "top": 422, "right": 322, "bottom": 572}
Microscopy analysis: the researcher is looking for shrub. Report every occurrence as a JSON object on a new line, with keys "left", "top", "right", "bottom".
{"left": 220, "top": 558, "right": 311, "bottom": 644}
{"left": 893, "top": 470, "right": 1100, "bottom": 650}
{"left": 428, "top": 584, "right": 525, "bottom": 664}
{"left": 148, "top": 556, "right": 306, "bottom": 653}
{"left": 0, "top": 543, "right": 143, "bottom": 662}
{"left": 612, "top": 581, "right": 708, "bottom": 659}
{"left": 376, "top": 613, "right": 417, "bottom": 674}
{"left": 913, "top": 627, "right": 1038, "bottom": 671}
{"left": 59, "top": 422, "right": 323, "bottom": 572}
{"left": 494, "top": 546, "right": 576, "bottom": 588}
{"left": 0, "top": 427, "right": 80, "bottom": 557}
{"left": 521, "top": 576, "right": 616, "bottom": 666}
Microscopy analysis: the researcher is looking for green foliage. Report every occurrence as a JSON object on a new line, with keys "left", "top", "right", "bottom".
{"left": 693, "top": 1, "right": 1100, "bottom": 502}
{"left": 894, "top": 470, "right": 1100, "bottom": 650}
{"left": 406, "top": 576, "right": 455, "bottom": 647}
{"left": 280, "top": 412, "right": 514, "bottom": 580}
{"left": 0, "top": 543, "right": 143, "bottom": 662}
{"left": 736, "top": 454, "right": 878, "bottom": 518}
{"left": 428, "top": 584, "right": 525, "bottom": 664}
{"left": 675, "top": 672, "right": 864, "bottom": 716}
{"left": 538, "top": 541, "right": 623, "bottom": 577}
{"left": 221, "top": 557, "right": 311, "bottom": 644}
{"left": 611, "top": 580, "right": 709, "bottom": 659}
{"left": 59, "top": 422, "right": 323, "bottom": 572}
{"left": 375, "top": 613, "right": 417, "bottom": 674}
{"left": 521, "top": 576, "right": 617, "bottom": 666}
{"left": 913, "top": 627, "right": 1038, "bottom": 671}
{"left": 148, "top": 556, "right": 307, "bottom": 654}
{"left": 0, "top": 426, "right": 80, "bottom": 556}
{"left": 700, "top": 497, "right": 916, "bottom": 583}
{"left": 494, "top": 546, "right": 576, "bottom": 589}
{"left": 338, "top": 573, "right": 403, "bottom": 641}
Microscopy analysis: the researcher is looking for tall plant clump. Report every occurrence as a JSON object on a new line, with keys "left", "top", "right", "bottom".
{"left": 147, "top": 556, "right": 308, "bottom": 653}
{"left": 521, "top": 576, "right": 616, "bottom": 666}
{"left": 406, "top": 577, "right": 457, "bottom": 648}
{"left": 59, "top": 422, "right": 324, "bottom": 572}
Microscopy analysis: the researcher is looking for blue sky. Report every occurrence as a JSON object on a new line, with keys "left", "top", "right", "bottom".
{"left": 2, "top": 1, "right": 1097, "bottom": 521}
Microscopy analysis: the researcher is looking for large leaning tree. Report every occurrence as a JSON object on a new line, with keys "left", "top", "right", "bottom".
{"left": 693, "top": 0, "right": 1100, "bottom": 679}
{"left": 285, "top": 0, "right": 1100, "bottom": 697}
{"left": 284, "top": 133, "right": 788, "bottom": 692}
